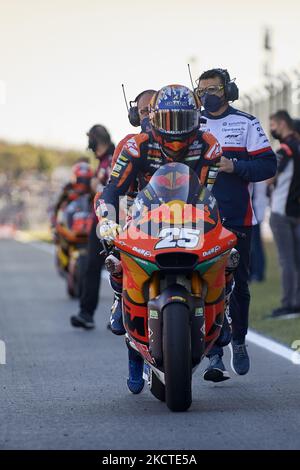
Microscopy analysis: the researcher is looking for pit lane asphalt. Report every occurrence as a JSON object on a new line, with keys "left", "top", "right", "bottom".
{"left": 0, "top": 239, "right": 299, "bottom": 450}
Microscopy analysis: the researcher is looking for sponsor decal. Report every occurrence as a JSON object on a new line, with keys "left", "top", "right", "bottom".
{"left": 132, "top": 246, "right": 152, "bottom": 257}
{"left": 144, "top": 189, "right": 153, "bottom": 201}
{"left": 231, "top": 121, "right": 247, "bottom": 125}
{"left": 149, "top": 309, "right": 159, "bottom": 319}
{"left": 202, "top": 245, "right": 221, "bottom": 257}
{"left": 225, "top": 134, "right": 242, "bottom": 138}
{"left": 195, "top": 307, "right": 204, "bottom": 317}
{"left": 150, "top": 163, "right": 161, "bottom": 169}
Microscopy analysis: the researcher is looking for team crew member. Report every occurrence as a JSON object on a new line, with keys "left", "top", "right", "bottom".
{"left": 269, "top": 110, "right": 300, "bottom": 318}
{"left": 197, "top": 68, "right": 277, "bottom": 380}
{"left": 70, "top": 125, "right": 114, "bottom": 329}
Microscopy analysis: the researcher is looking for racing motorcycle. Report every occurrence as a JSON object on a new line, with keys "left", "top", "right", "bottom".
{"left": 54, "top": 194, "right": 93, "bottom": 298}
{"left": 110, "top": 162, "right": 237, "bottom": 411}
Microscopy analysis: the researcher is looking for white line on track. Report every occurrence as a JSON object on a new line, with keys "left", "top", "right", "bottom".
{"left": 247, "top": 330, "right": 300, "bottom": 365}
{"left": 14, "top": 234, "right": 110, "bottom": 280}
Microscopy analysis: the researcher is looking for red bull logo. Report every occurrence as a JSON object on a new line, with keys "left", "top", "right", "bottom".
{"left": 138, "top": 201, "right": 215, "bottom": 226}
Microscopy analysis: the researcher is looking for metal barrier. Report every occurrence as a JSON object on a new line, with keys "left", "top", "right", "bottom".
{"left": 236, "top": 68, "right": 300, "bottom": 131}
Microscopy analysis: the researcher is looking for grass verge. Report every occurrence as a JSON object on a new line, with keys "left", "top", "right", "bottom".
{"left": 249, "top": 241, "right": 300, "bottom": 347}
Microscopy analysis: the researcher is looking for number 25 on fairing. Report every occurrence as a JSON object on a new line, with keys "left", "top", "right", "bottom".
{"left": 155, "top": 227, "right": 200, "bottom": 249}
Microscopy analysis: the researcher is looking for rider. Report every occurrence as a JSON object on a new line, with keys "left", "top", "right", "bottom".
{"left": 94, "top": 84, "right": 223, "bottom": 394}
{"left": 53, "top": 158, "right": 93, "bottom": 221}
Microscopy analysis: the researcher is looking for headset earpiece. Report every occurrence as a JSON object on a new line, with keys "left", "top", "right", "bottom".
{"left": 128, "top": 104, "right": 141, "bottom": 127}
{"left": 128, "top": 89, "right": 157, "bottom": 127}
{"left": 214, "top": 68, "right": 239, "bottom": 102}
{"left": 226, "top": 80, "right": 239, "bottom": 101}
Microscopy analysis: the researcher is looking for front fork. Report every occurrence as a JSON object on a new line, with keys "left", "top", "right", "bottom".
{"left": 147, "top": 272, "right": 206, "bottom": 369}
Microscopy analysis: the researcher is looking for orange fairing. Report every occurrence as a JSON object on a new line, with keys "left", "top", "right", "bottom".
{"left": 121, "top": 253, "right": 149, "bottom": 304}
{"left": 115, "top": 213, "right": 235, "bottom": 265}
{"left": 113, "top": 162, "right": 237, "bottom": 352}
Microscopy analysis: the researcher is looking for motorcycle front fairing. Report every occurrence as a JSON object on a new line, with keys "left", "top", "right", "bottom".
{"left": 114, "top": 162, "right": 236, "bottom": 371}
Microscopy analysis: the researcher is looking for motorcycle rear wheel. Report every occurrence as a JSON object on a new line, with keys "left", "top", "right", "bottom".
{"left": 163, "top": 303, "right": 192, "bottom": 412}
{"left": 67, "top": 253, "right": 87, "bottom": 298}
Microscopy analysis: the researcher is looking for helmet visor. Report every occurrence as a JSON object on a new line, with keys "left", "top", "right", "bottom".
{"left": 151, "top": 109, "right": 199, "bottom": 135}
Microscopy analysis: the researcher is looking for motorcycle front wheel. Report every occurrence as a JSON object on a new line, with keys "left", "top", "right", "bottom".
{"left": 163, "top": 303, "right": 192, "bottom": 412}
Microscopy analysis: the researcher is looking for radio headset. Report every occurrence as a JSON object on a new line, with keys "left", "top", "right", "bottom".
{"left": 213, "top": 68, "right": 239, "bottom": 102}
{"left": 192, "top": 65, "right": 239, "bottom": 102}
{"left": 122, "top": 84, "right": 156, "bottom": 127}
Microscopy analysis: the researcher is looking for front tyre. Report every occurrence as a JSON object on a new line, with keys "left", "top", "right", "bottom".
{"left": 163, "top": 303, "right": 192, "bottom": 412}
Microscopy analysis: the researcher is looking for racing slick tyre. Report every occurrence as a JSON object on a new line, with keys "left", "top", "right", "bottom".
{"left": 163, "top": 303, "right": 192, "bottom": 412}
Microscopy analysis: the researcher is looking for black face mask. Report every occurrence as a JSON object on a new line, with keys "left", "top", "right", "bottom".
{"left": 270, "top": 129, "right": 281, "bottom": 141}
{"left": 201, "top": 93, "right": 226, "bottom": 113}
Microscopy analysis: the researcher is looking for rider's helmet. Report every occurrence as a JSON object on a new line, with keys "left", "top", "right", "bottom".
{"left": 149, "top": 84, "right": 201, "bottom": 158}
{"left": 70, "top": 161, "right": 94, "bottom": 194}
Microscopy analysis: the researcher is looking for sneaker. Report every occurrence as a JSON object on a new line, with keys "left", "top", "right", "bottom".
{"left": 70, "top": 312, "right": 95, "bottom": 330}
{"left": 229, "top": 340, "right": 250, "bottom": 375}
{"left": 127, "top": 348, "right": 144, "bottom": 394}
{"left": 203, "top": 354, "right": 230, "bottom": 382}
{"left": 110, "top": 295, "right": 126, "bottom": 335}
{"left": 271, "top": 306, "right": 299, "bottom": 319}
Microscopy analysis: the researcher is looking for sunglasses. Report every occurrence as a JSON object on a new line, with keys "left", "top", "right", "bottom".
{"left": 196, "top": 85, "right": 224, "bottom": 97}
